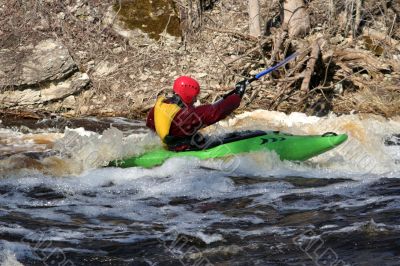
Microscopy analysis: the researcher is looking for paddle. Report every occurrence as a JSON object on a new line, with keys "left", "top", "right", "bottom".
{"left": 223, "top": 52, "right": 299, "bottom": 98}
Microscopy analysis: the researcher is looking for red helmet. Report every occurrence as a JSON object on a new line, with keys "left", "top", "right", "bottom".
{"left": 173, "top": 76, "right": 200, "bottom": 105}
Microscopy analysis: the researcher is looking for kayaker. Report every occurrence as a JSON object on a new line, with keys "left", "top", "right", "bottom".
{"left": 146, "top": 76, "right": 246, "bottom": 151}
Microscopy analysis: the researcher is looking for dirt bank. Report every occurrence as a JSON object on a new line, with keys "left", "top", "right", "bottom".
{"left": 1, "top": 0, "right": 399, "bottom": 120}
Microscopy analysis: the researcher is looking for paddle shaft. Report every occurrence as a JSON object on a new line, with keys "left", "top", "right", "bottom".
{"left": 223, "top": 52, "right": 299, "bottom": 99}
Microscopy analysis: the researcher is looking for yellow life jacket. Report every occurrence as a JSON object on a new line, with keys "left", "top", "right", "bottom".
{"left": 154, "top": 96, "right": 181, "bottom": 142}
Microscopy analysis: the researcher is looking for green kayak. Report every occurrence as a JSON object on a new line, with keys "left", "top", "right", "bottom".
{"left": 108, "top": 130, "right": 348, "bottom": 168}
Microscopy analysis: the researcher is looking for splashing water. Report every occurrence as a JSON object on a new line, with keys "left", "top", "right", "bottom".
{"left": 0, "top": 111, "right": 399, "bottom": 265}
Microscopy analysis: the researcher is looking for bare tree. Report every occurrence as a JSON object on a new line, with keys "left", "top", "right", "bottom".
{"left": 248, "top": 0, "right": 261, "bottom": 37}
{"left": 343, "top": 0, "right": 363, "bottom": 36}
{"left": 282, "top": 0, "right": 310, "bottom": 38}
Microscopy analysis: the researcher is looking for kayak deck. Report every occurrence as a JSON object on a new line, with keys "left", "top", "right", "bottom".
{"left": 109, "top": 131, "right": 348, "bottom": 168}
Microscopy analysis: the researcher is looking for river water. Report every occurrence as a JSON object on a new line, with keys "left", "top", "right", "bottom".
{"left": 1, "top": 110, "right": 400, "bottom": 265}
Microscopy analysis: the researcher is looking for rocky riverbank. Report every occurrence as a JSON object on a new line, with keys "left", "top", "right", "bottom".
{"left": 1, "top": 0, "right": 399, "bottom": 120}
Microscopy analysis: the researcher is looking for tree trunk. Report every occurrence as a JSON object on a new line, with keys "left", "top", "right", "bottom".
{"left": 329, "top": 0, "right": 335, "bottom": 27}
{"left": 248, "top": 0, "right": 261, "bottom": 37}
{"left": 282, "top": 0, "right": 310, "bottom": 38}
{"left": 354, "top": 0, "right": 363, "bottom": 35}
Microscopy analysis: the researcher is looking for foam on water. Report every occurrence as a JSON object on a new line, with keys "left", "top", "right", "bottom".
{"left": 1, "top": 110, "right": 400, "bottom": 262}
{"left": 1, "top": 110, "right": 399, "bottom": 178}
{"left": 0, "top": 128, "right": 61, "bottom": 157}
{"left": 0, "top": 242, "right": 29, "bottom": 266}
{"left": 0, "top": 127, "right": 161, "bottom": 177}
{"left": 195, "top": 232, "right": 224, "bottom": 244}
{"left": 222, "top": 110, "right": 400, "bottom": 175}
{"left": 52, "top": 126, "right": 161, "bottom": 173}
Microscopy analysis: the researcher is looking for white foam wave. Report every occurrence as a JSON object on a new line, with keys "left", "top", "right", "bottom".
{"left": 2, "top": 110, "right": 399, "bottom": 178}
{"left": 0, "top": 250, "right": 24, "bottom": 266}
{"left": 215, "top": 110, "right": 400, "bottom": 175}
{"left": 0, "top": 241, "right": 29, "bottom": 266}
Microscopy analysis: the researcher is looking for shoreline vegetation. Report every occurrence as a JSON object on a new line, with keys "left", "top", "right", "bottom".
{"left": 1, "top": 0, "right": 399, "bottom": 122}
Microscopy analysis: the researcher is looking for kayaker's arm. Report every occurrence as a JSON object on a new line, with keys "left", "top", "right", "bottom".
{"left": 146, "top": 93, "right": 241, "bottom": 142}
{"left": 146, "top": 107, "right": 156, "bottom": 131}
{"left": 193, "top": 93, "right": 241, "bottom": 126}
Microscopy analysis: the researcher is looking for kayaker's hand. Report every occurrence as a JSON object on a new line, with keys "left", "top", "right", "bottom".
{"left": 221, "top": 88, "right": 236, "bottom": 99}
{"left": 234, "top": 80, "right": 247, "bottom": 98}
{"left": 221, "top": 80, "right": 247, "bottom": 100}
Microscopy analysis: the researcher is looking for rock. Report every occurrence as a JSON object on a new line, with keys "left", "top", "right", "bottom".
{"left": 104, "top": 4, "right": 180, "bottom": 45}
{"left": 93, "top": 61, "right": 118, "bottom": 77}
{"left": 112, "top": 47, "right": 124, "bottom": 54}
{"left": 210, "top": 80, "right": 220, "bottom": 88}
{"left": 0, "top": 38, "right": 90, "bottom": 109}
{"left": 197, "top": 72, "right": 208, "bottom": 78}
{"left": 334, "top": 83, "right": 343, "bottom": 94}
{"left": 68, "top": 0, "right": 84, "bottom": 13}
{"left": 249, "top": 69, "right": 258, "bottom": 76}
{"left": 0, "top": 72, "right": 90, "bottom": 107}
{"left": 76, "top": 51, "right": 88, "bottom": 60}
{"left": 330, "top": 35, "right": 344, "bottom": 44}
{"left": 139, "top": 74, "right": 149, "bottom": 81}
{"left": 362, "top": 74, "right": 371, "bottom": 80}
{"left": 383, "top": 74, "right": 392, "bottom": 81}
{"left": 0, "top": 39, "right": 77, "bottom": 87}
{"left": 57, "top": 12, "right": 65, "bottom": 20}
{"left": 62, "top": 95, "right": 76, "bottom": 108}
{"left": 33, "top": 18, "right": 50, "bottom": 31}
{"left": 86, "top": 16, "right": 95, "bottom": 23}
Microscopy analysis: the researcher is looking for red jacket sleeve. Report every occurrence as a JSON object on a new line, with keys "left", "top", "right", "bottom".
{"left": 146, "top": 107, "right": 155, "bottom": 131}
{"left": 193, "top": 94, "right": 241, "bottom": 127}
